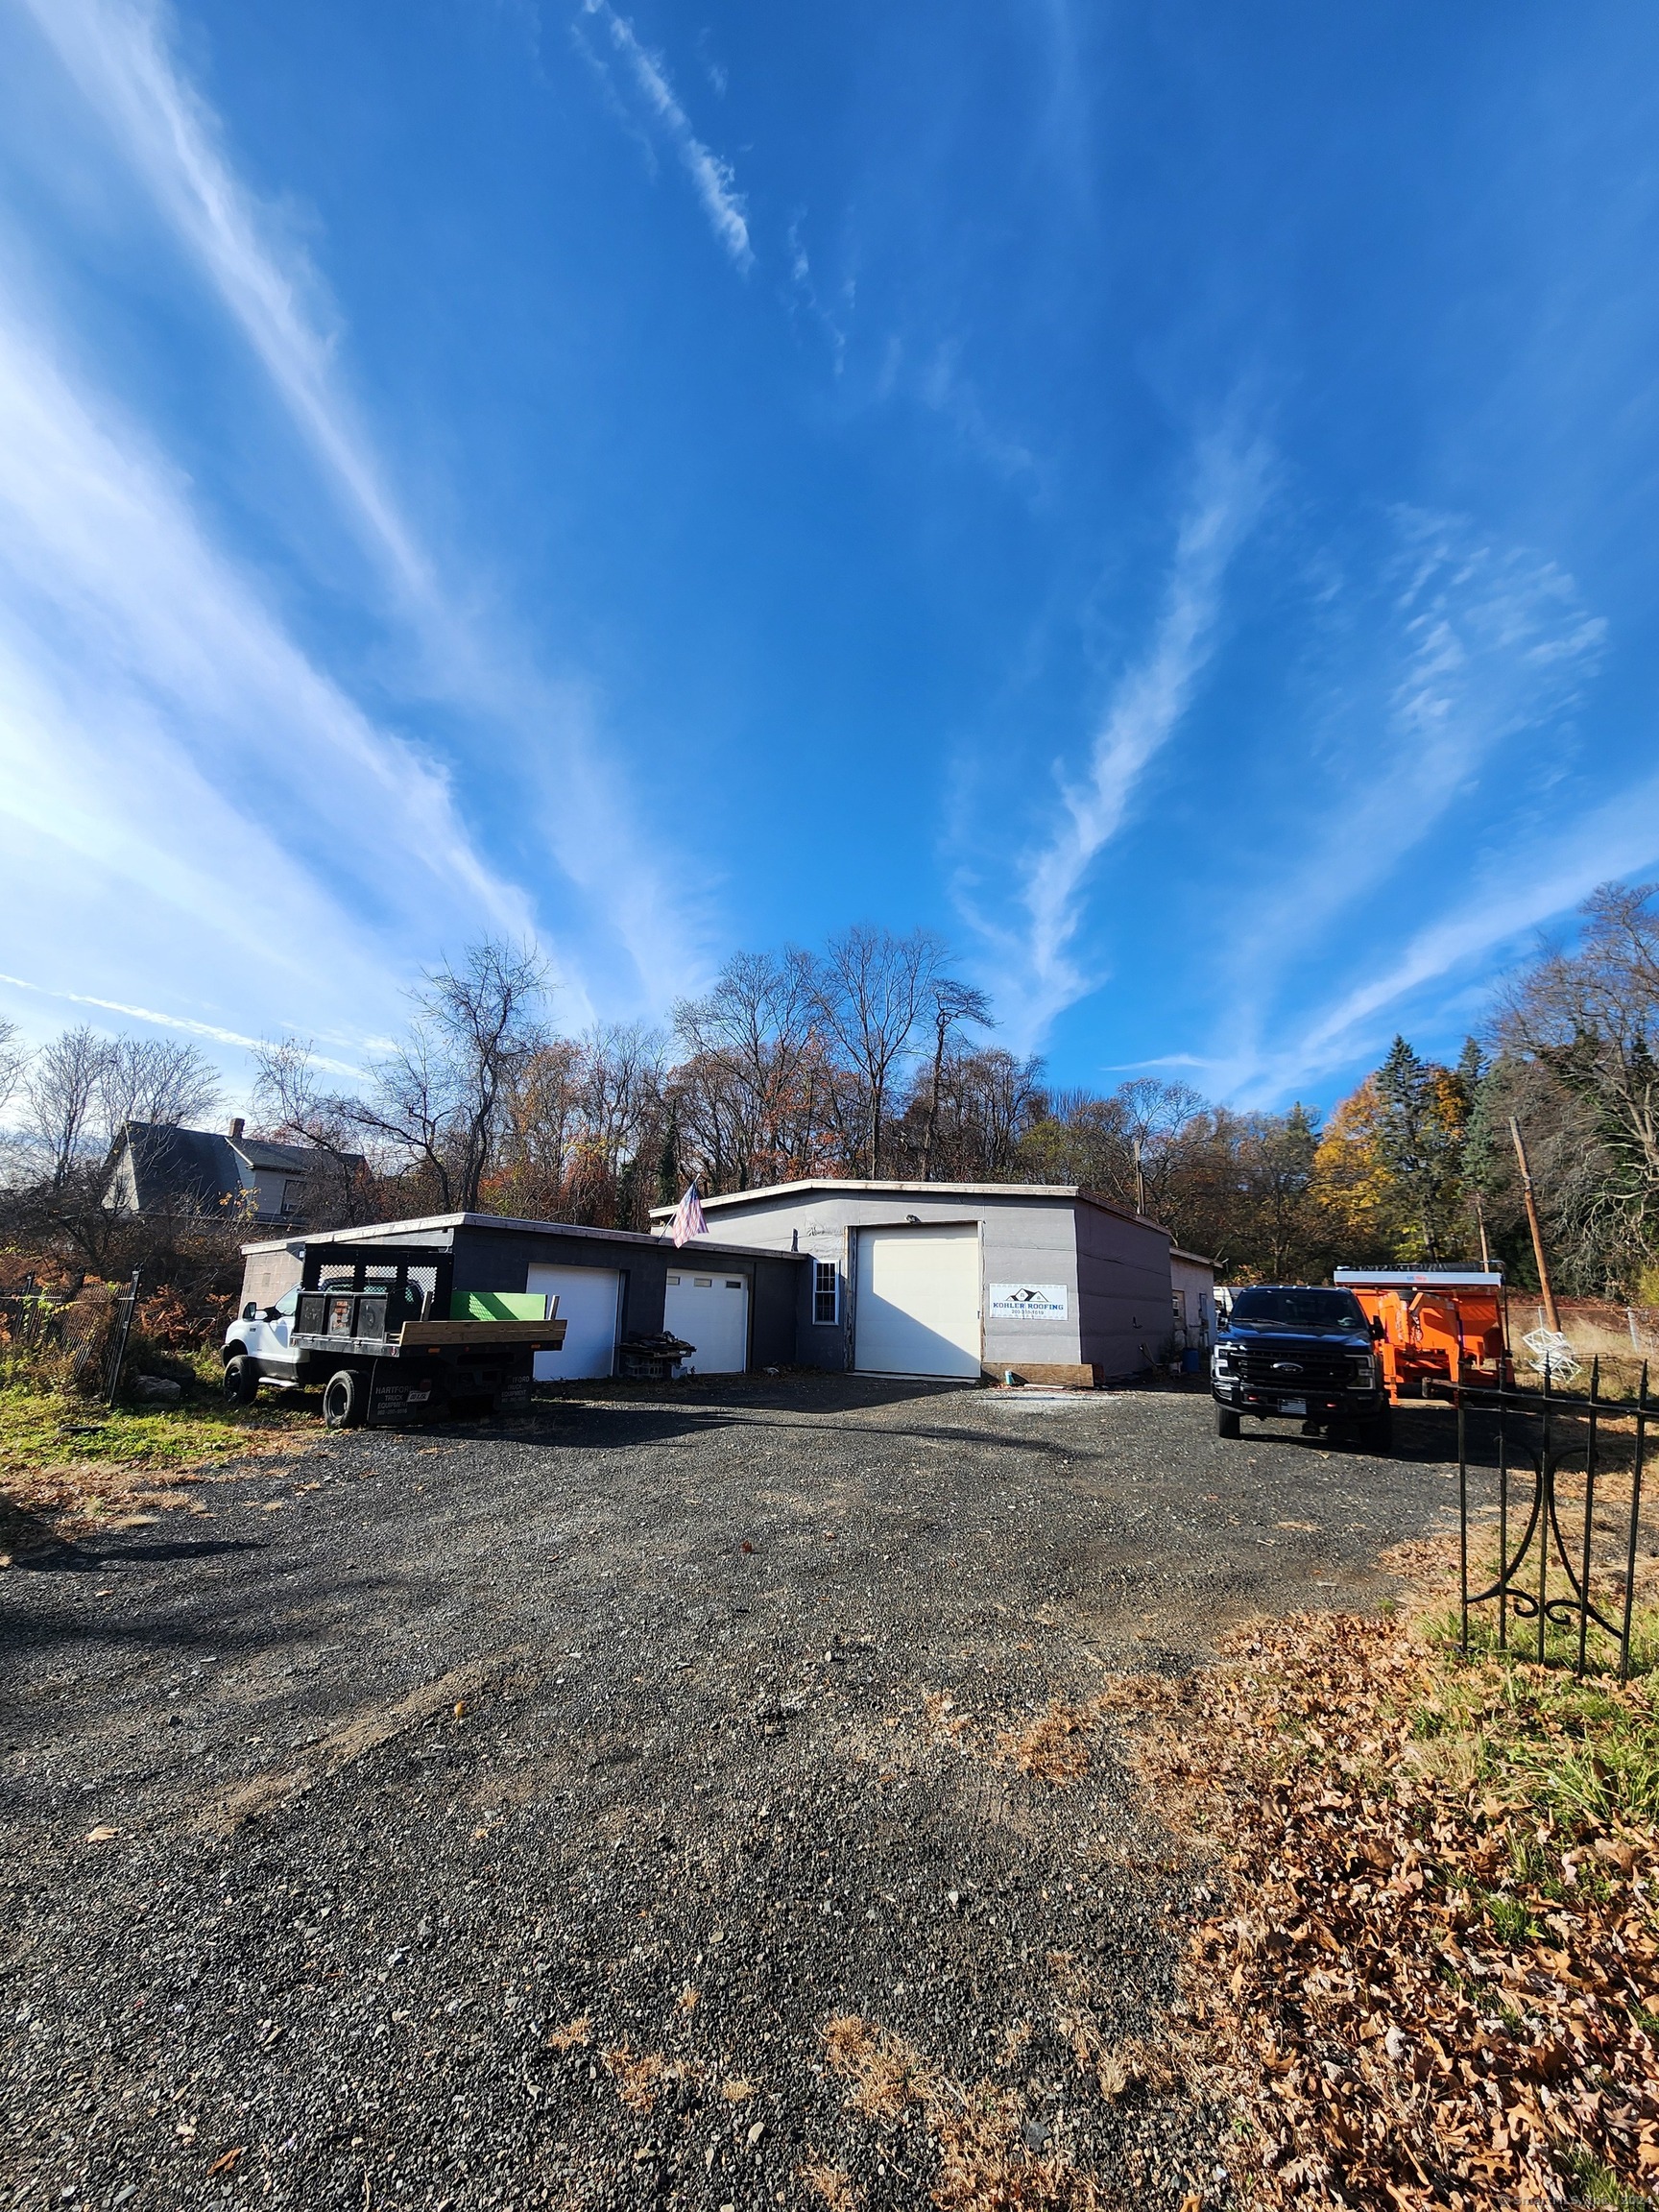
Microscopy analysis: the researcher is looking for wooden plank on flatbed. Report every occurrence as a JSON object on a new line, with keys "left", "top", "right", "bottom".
{"left": 397, "top": 1318, "right": 568, "bottom": 1350}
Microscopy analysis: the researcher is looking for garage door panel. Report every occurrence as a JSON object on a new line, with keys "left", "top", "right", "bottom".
{"left": 525, "top": 1265, "right": 621, "bottom": 1380}
{"left": 663, "top": 1272, "right": 749, "bottom": 1373}
{"left": 854, "top": 1226, "right": 980, "bottom": 1378}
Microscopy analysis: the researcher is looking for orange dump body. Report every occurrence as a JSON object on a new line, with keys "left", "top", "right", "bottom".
{"left": 1334, "top": 1270, "right": 1512, "bottom": 1402}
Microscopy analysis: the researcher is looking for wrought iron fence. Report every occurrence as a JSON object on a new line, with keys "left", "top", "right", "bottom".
{"left": 1435, "top": 1361, "right": 1649, "bottom": 1678}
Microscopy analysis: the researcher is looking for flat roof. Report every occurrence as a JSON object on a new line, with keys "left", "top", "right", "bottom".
{"left": 1170, "top": 1247, "right": 1216, "bottom": 1269}
{"left": 647, "top": 1178, "right": 1170, "bottom": 1238}
{"left": 241, "top": 1211, "right": 801, "bottom": 1264}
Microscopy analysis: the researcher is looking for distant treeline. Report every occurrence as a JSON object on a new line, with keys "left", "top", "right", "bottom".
{"left": 5, "top": 883, "right": 1658, "bottom": 1299}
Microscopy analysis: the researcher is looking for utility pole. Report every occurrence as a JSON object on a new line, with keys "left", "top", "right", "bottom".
{"left": 1132, "top": 1136, "right": 1146, "bottom": 1217}
{"left": 1473, "top": 1190, "right": 1492, "bottom": 1272}
{"left": 1508, "top": 1118, "right": 1559, "bottom": 1333}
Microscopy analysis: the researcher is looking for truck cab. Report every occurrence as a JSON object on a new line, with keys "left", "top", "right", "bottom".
{"left": 225, "top": 1284, "right": 302, "bottom": 1385}
{"left": 1212, "top": 1283, "right": 1390, "bottom": 1446}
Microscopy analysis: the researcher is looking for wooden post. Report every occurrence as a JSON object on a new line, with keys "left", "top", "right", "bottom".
{"left": 1474, "top": 1190, "right": 1491, "bottom": 1272}
{"left": 1133, "top": 1136, "right": 1146, "bottom": 1217}
{"left": 1509, "top": 1118, "right": 1559, "bottom": 1333}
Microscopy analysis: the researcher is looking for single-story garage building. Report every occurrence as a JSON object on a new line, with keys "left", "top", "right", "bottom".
{"left": 240, "top": 1213, "right": 805, "bottom": 1381}
{"left": 649, "top": 1180, "right": 1174, "bottom": 1383}
{"left": 1170, "top": 1248, "right": 1218, "bottom": 1347}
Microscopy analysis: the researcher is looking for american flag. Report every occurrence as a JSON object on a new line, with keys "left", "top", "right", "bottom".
{"left": 668, "top": 1183, "right": 709, "bottom": 1248}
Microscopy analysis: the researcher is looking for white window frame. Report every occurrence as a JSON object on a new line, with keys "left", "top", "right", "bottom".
{"left": 812, "top": 1259, "right": 840, "bottom": 1326}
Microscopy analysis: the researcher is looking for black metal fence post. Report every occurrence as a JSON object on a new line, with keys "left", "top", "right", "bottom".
{"left": 1578, "top": 1358, "right": 1600, "bottom": 1676}
{"left": 1623, "top": 1362, "right": 1648, "bottom": 1680}
{"left": 105, "top": 1268, "right": 141, "bottom": 1407}
{"left": 1443, "top": 1357, "right": 1643, "bottom": 1680}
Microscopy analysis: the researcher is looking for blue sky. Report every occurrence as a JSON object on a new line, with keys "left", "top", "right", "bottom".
{"left": 1, "top": 1, "right": 1657, "bottom": 1115}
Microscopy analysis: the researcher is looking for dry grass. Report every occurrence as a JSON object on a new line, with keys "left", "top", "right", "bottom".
{"left": 821, "top": 2014, "right": 1103, "bottom": 2210}
{"left": 544, "top": 2014, "right": 591, "bottom": 2052}
{"left": 601, "top": 2041, "right": 669, "bottom": 2111}
{"left": 719, "top": 2077, "right": 756, "bottom": 2104}
{"left": 997, "top": 1700, "right": 1097, "bottom": 1785}
{"left": 798, "top": 2161, "right": 861, "bottom": 2210}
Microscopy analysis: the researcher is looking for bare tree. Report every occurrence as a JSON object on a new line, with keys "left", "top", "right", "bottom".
{"left": 0, "top": 1018, "right": 25, "bottom": 1125}
{"left": 917, "top": 977, "right": 994, "bottom": 1179}
{"left": 1493, "top": 881, "right": 1659, "bottom": 1282}
{"left": 23, "top": 1026, "right": 108, "bottom": 1188}
{"left": 350, "top": 940, "right": 551, "bottom": 1213}
{"left": 672, "top": 950, "right": 827, "bottom": 1190}
{"left": 806, "top": 926, "right": 948, "bottom": 1177}
{"left": 251, "top": 1037, "right": 376, "bottom": 1226}
{"left": 95, "top": 1036, "right": 219, "bottom": 1149}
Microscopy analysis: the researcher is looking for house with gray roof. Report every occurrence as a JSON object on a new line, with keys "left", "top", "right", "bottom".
{"left": 104, "top": 1118, "right": 359, "bottom": 1226}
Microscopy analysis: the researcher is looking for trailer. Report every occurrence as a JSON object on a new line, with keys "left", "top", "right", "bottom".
{"left": 223, "top": 1240, "right": 566, "bottom": 1428}
{"left": 1333, "top": 1267, "right": 1512, "bottom": 1401}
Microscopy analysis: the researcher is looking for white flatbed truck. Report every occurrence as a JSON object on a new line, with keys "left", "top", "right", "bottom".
{"left": 222, "top": 1240, "right": 566, "bottom": 1429}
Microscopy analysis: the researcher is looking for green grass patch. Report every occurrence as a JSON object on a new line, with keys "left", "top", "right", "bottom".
{"left": 1407, "top": 1624, "right": 1659, "bottom": 1834}
{"left": 0, "top": 1380, "right": 311, "bottom": 1480}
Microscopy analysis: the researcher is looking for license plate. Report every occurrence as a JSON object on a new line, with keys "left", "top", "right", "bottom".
{"left": 1280, "top": 1396, "right": 1306, "bottom": 1417}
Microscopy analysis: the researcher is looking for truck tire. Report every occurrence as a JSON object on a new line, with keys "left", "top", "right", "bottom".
{"left": 1215, "top": 1403, "right": 1241, "bottom": 1439}
{"left": 1366, "top": 1401, "right": 1394, "bottom": 1454}
{"left": 223, "top": 1354, "right": 258, "bottom": 1407}
{"left": 323, "top": 1368, "right": 367, "bottom": 1429}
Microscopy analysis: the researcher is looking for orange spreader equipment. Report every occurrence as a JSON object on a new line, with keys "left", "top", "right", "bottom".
{"left": 1333, "top": 1268, "right": 1513, "bottom": 1402}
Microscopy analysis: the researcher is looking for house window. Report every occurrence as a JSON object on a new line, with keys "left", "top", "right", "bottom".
{"left": 813, "top": 1261, "right": 839, "bottom": 1325}
{"left": 279, "top": 1178, "right": 304, "bottom": 1215}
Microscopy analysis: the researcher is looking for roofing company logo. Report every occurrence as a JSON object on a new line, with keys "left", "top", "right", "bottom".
{"left": 987, "top": 1283, "right": 1070, "bottom": 1321}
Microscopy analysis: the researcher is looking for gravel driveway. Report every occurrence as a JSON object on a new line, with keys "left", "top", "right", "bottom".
{"left": 1, "top": 1377, "right": 1462, "bottom": 2211}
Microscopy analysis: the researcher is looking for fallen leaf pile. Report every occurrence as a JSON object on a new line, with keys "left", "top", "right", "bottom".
{"left": 1132, "top": 1612, "right": 1659, "bottom": 2210}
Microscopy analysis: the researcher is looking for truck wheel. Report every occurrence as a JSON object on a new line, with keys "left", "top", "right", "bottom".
{"left": 1366, "top": 1402, "right": 1394, "bottom": 1454}
{"left": 323, "top": 1368, "right": 366, "bottom": 1429}
{"left": 223, "top": 1354, "right": 258, "bottom": 1407}
{"left": 1215, "top": 1404, "right": 1241, "bottom": 1438}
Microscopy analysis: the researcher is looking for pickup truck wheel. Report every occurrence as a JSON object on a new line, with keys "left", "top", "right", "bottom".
{"left": 323, "top": 1368, "right": 366, "bottom": 1429}
{"left": 1366, "top": 1402, "right": 1394, "bottom": 1453}
{"left": 222, "top": 1354, "right": 258, "bottom": 1407}
{"left": 1215, "top": 1404, "right": 1241, "bottom": 1438}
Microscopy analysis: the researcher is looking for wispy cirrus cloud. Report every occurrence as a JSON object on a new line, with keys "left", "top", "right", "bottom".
{"left": 1224, "top": 764, "right": 1659, "bottom": 1105}
{"left": 0, "top": 294, "right": 540, "bottom": 1056}
{"left": 10, "top": 0, "right": 712, "bottom": 1025}
{"left": 1211, "top": 512, "right": 1609, "bottom": 1101}
{"left": 575, "top": 0, "right": 753, "bottom": 271}
{"left": 1006, "top": 430, "right": 1272, "bottom": 1038}
{"left": 19, "top": 0, "right": 427, "bottom": 598}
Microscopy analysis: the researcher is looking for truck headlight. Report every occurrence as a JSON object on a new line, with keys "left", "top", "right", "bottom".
{"left": 1213, "top": 1347, "right": 1237, "bottom": 1377}
{"left": 1348, "top": 1355, "right": 1377, "bottom": 1387}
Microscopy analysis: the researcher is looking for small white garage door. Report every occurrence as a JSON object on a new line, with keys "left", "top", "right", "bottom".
{"left": 525, "top": 1264, "right": 621, "bottom": 1381}
{"left": 854, "top": 1224, "right": 981, "bottom": 1378}
{"left": 662, "top": 1270, "right": 750, "bottom": 1374}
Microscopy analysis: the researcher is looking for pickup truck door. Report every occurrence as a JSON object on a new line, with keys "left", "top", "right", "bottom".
{"left": 247, "top": 1286, "right": 301, "bottom": 1374}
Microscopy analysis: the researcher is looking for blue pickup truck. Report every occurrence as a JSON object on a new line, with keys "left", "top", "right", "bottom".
{"left": 1211, "top": 1284, "right": 1391, "bottom": 1448}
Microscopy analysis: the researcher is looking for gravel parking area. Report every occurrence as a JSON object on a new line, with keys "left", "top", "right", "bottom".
{"left": 1, "top": 1377, "right": 1463, "bottom": 2211}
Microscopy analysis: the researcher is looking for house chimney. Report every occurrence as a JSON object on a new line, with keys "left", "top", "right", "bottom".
{"left": 228, "top": 1116, "right": 246, "bottom": 1142}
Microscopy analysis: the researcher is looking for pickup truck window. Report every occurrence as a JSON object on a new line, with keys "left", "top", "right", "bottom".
{"left": 1231, "top": 1287, "right": 1367, "bottom": 1331}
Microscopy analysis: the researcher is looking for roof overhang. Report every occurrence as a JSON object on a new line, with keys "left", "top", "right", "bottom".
{"left": 241, "top": 1210, "right": 804, "bottom": 1264}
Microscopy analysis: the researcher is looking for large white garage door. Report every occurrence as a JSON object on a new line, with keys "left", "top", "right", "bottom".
{"left": 525, "top": 1264, "right": 621, "bottom": 1381}
{"left": 662, "top": 1271, "right": 750, "bottom": 1374}
{"left": 854, "top": 1225, "right": 980, "bottom": 1378}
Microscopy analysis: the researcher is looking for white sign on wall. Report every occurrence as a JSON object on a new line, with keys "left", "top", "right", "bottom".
{"left": 987, "top": 1282, "right": 1070, "bottom": 1321}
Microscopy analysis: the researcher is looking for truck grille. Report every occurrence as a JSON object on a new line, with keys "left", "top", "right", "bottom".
{"left": 1236, "top": 1349, "right": 1354, "bottom": 1391}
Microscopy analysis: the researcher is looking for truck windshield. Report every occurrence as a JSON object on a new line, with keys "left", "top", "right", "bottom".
{"left": 1230, "top": 1288, "right": 1368, "bottom": 1332}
